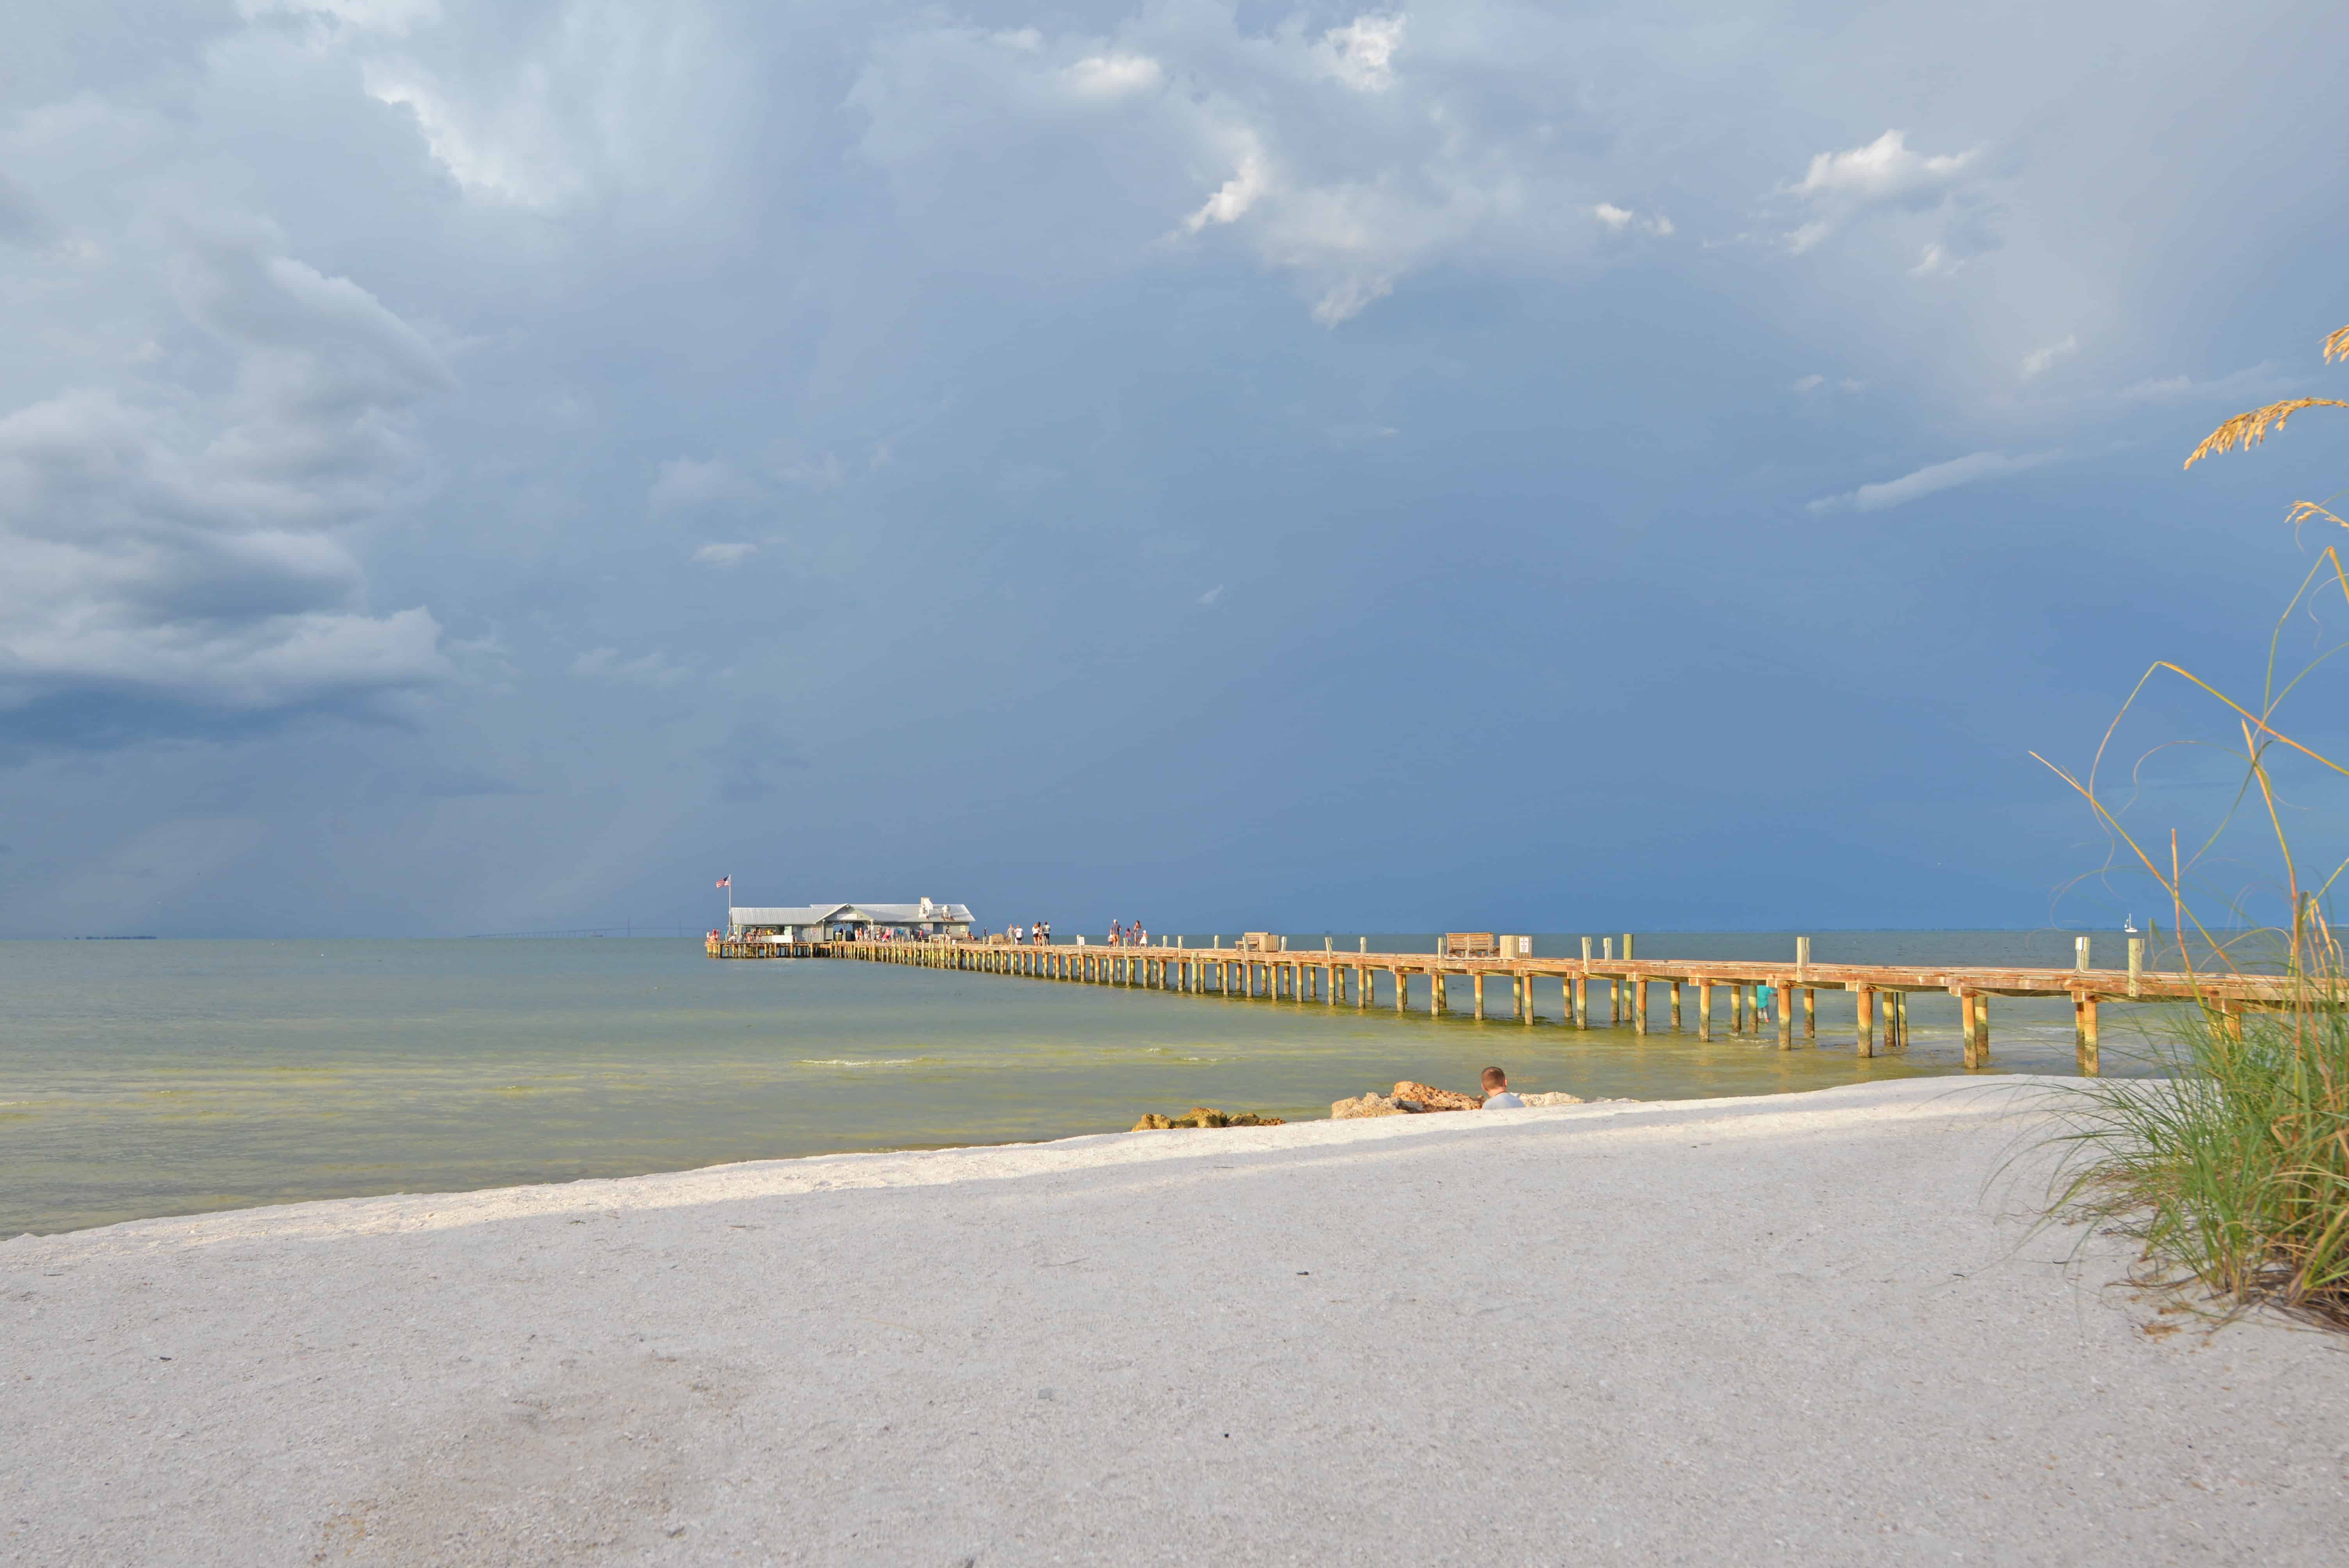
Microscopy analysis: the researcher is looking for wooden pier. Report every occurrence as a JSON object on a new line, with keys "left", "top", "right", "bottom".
{"left": 706, "top": 932, "right": 2309, "bottom": 1075}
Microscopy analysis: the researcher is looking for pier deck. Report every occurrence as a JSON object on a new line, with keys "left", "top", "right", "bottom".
{"left": 707, "top": 934, "right": 2313, "bottom": 1074}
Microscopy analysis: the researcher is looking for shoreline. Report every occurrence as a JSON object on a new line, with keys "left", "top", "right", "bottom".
{"left": 16, "top": 1076, "right": 1957, "bottom": 1249}
{"left": 8, "top": 1076, "right": 2343, "bottom": 1563}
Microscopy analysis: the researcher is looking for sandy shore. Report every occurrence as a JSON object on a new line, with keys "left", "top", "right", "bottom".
{"left": 5, "top": 1076, "right": 2345, "bottom": 1564}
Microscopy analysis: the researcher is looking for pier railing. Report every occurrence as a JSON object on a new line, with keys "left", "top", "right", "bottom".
{"left": 708, "top": 933, "right": 2322, "bottom": 1075}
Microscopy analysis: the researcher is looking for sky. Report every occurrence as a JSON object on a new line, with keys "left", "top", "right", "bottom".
{"left": 4, "top": 0, "right": 2348, "bottom": 939}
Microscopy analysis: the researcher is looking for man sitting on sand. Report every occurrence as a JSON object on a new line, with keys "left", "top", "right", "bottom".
{"left": 1479, "top": 1067, "right": 1524, "bottom": 1109}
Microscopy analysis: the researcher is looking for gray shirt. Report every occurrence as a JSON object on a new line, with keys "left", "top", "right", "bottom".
{"left": 1482, "top": 1090, "right": 1524, "bottom": 1108}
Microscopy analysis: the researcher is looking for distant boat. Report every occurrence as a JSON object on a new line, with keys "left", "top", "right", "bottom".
{"left": 2124, "top": 915, "right": 2138, "bottom": 934}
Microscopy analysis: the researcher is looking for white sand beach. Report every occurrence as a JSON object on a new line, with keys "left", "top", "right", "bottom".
{"left": 5, "top": 1076, "right": 2344, "bottom": 1564}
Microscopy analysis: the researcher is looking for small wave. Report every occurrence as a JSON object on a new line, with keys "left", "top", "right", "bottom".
{"left": 797, "top": 1058, "right": 923, "bottom": 1068}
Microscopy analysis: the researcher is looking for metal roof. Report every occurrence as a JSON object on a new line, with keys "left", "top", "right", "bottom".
{"left": 729, "top": 901, "right": 973, "bottom": 925}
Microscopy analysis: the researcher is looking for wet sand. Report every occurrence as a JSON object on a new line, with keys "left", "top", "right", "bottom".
{"left": 4, "top": 1077, "right": 2343, "bottom": 1564}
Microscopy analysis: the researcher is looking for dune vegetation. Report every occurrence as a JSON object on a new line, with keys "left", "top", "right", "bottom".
{"left": 2042, "top": 321, "right": 2349, "bottom": 1326}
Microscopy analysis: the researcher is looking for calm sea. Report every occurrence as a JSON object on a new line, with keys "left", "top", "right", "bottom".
{"left": 0, "top": 932, "right": 2156, "bottom": 1235}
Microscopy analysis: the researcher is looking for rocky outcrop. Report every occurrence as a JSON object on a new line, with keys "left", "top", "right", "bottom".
{"left": 1390, "top": 1081, "right": 1483, "bottom": 1112}
{"left": 1331, "top": 1083, "right": 1584, "bottom": 1118}
{"left": 1130, "top": 1107, "right": 1285, "bottom": 1131}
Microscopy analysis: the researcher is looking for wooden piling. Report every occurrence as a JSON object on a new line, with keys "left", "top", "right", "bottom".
{"left": 756, "top": 939, "right": 2294, "bottom": 1087}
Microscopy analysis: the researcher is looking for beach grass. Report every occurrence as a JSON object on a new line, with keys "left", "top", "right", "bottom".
{"left": 2041, "top": 317, "right": 2349, "bottom": 1327}
{"left": 2054, "top": 982, "right": 2349, "bottom": 1325}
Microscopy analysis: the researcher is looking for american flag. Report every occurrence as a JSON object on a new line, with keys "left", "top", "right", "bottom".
{"left": 715, "top": 876, "right": 730, "bottom": 889}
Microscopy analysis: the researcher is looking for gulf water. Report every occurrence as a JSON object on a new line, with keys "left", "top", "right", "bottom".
{"left": 0, "top": 932, "right": 2155, "bottom": 1235}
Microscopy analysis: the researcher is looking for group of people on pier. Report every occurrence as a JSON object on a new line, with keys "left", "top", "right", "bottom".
{"left": 994, "top": 920, "right": 1159, "bottom": 946}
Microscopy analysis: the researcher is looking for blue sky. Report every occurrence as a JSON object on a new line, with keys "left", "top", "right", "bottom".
{"left": 3, "top": 0, "right": 2346, "bottom": 937}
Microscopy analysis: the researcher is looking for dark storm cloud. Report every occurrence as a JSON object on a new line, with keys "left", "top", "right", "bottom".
{"left": 0, "top": 0, "right": 2345, "bottom": 935}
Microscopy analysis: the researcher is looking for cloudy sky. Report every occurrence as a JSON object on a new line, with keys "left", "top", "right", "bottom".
{"left": 3, "top": 0, "right": 2345, "bottom": 937}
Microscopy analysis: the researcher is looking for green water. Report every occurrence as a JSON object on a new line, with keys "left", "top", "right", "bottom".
{"left": 0, "top": 934, "right": 2150, "bottom": 1235}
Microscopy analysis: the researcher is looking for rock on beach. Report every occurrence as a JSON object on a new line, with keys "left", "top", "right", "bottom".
{"left": 1130, "top": 1107, "right": 1284, "bottom": 1131}
{"left": 1390, "top": 1080, "right": 1482, "bottom": 1112}
{"left": 1332, "top": 1082, "right": 1584, "bottom": 1118}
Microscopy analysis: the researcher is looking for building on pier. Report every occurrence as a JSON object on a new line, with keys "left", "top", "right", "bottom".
{"left": 727, "top": 899, "right": 975, "bottom": 943}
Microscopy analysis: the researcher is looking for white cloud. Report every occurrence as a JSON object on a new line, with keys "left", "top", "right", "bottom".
{"left": 239, "top": 0, "right": 441, "bottom": 32}
{"left": 1064, "top": 53, "right": 1164, "bottom": 102}
{"left": 1185, "top": 139, "right": 1271, "bottom": 232}
{"left": 1807, "top": 449, "right": 2061, "bottom": 514}
{"left": 853, "top": 8, "right": 1641, "bottom": 328}
{"left": 1593, "top": 203, "right": 1672, "bottom": 237}
{"left": 2114, "top": 362, "right": 2287, "bottom": 402}
{"left": 1789, "top": 374, "right": 1866, "bottom": 394}
{"left": 265, "top": 3, "right": 750, "bottom": 216}
{"left": 2021, "top": 335, "right": 2078, "bottom": 379}
{"left": 1310, "top": 273, "right": 1394, "bottom": 325}
{"left": 1784, "top": 129, "right": 1996, "bottom": 266}
{"left": 647, "top": 456, "right": 747, "bottom": 512}
{"left": 776, "top": 452, "right": 847, "bottom": 489}
{"left": 1197, "top": 584, "right": 1225, "bottom": 606}
{"left": 570, "top": 646, "right": 688, "bottom": 687}
{"left": 1792, "top": 130, "right": 1979, "bottom": 205}
{"left": 1789, "top": 374, "right": 1825, "bottom": 392}
{"left": 363, "top": 67, "right": 586, "bottom": 210}
{"left": 691, "top": 542, "right": 757, "bottom": 567}
{"left": 1314, "top": 16, "right": 1406, "bottom": 93}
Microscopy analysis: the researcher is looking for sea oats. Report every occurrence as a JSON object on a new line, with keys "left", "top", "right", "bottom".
{"left": 2184, "top": 397, "right": 2349, "bottom": 469}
